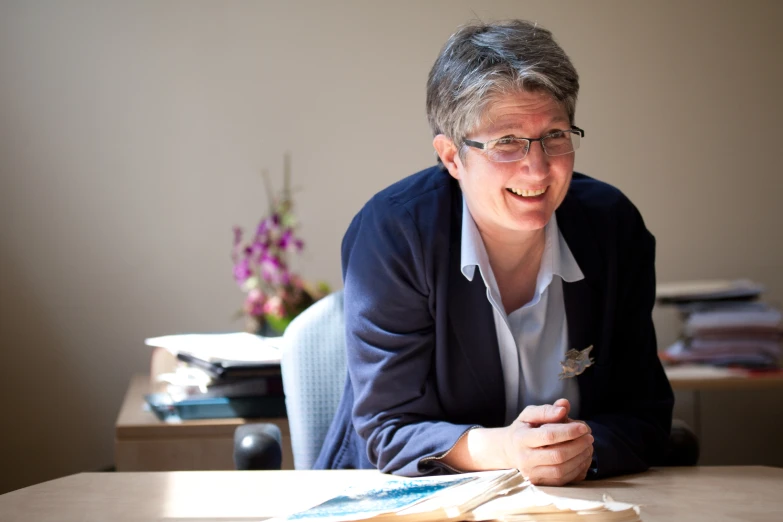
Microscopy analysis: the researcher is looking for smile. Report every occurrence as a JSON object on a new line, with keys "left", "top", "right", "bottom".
{"left": 507, "top": 187, "right": 547, "bottom": 197}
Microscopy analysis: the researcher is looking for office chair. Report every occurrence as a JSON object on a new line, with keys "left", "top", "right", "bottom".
{"left": 234, "top": 291, "right": 347, "bottom": 470}
{"left": 234, "top": 290, "right": 699, "bottom": 469}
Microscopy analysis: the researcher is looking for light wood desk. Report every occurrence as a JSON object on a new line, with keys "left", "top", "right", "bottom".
{"left": 664, "top": 364, "right": 783, "bottom": 449}
{"left": 665, "top": 364, "right": 783, "bottom": 391}
{"left": 115, "top": 374, "right": 293, "bottom": 471}
{"left": 1, "top": 467, "right": 781, "bottom": 521}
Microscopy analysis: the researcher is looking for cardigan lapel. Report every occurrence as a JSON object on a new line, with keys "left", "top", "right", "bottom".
{"left": 447, "top": 184, "right": 505, "bottom": 413}
{"left": 556, "top": 184, "right": 603, "bottom": 419}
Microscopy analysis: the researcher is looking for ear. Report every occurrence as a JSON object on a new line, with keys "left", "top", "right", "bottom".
{"left": 433, "top": 134, "right": 462, "bottom": 180}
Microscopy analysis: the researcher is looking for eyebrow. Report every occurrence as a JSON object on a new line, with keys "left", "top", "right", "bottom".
{"left": 487, "top": 117, "right": 571, "bottom": 135}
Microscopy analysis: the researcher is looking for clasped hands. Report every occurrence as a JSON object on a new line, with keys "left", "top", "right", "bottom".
{"left": 502, "top": 398, "right": 593, "bottom": 486}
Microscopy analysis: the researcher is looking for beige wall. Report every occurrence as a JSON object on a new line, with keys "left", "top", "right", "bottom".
{"left": 0, "top": 0, "right": 781, "bottom": 493}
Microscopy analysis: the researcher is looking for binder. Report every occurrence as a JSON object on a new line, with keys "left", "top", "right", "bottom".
{"left": 176, "top": 352, "right": 281, "bottom": 379}
{"left": 145, "top": 392, "right": 286, "bottom": 420}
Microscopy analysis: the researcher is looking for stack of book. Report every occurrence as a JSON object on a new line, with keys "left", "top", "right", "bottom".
{"left": 657, "top": 280, "right": 782, "bottom": 369}
{"left": 144, "top": 333, "right": 286, "bottom": 420}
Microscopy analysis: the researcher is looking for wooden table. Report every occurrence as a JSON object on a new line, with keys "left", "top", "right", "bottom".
{"left": 115, "top": 374, "right": 293, "bottom": 471}
{"left": 664, "top": 365, "right": 783, "bottom": 454}
{"left": 665, "top": 364, "right": 783, "bottom": 391}
{"left": 1, "top": 467, "right": 781, "bottom": 521}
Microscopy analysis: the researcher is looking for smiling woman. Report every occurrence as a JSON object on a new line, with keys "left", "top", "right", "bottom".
{"left": 315, "top": 19, "right": 673, "bottom": 485}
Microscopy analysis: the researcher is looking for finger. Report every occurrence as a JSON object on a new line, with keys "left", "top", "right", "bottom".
{"left": 523, "top": 421, "right": 590, "bottom": 448}
{"left": 528, "top": 433, "right": 594, "bottom": 467}
{"left": 568, "top": 453, "right": 593, "bottom": 484}
{"left": 567, "top": 419, "right": 591, "bottom": 434}
{"left": 553, "top": 398, "right": 571, "bottom": 418}
{"left": 528, "top": 448, "right": 593, "bottom": 487}
{"left": 517, "top": 404, "right": 569, "bottom": 425}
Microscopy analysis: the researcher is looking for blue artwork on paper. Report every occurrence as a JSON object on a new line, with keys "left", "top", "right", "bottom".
{"left": 287, "top": 476, "right": 475, "bottom": 520}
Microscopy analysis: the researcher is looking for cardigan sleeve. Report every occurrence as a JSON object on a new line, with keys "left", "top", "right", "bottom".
{"left": 585, "top": 204, "right": 674, "bottom": 479}
{"left": 341, "top": 196, "right": 475, "bottom": 476}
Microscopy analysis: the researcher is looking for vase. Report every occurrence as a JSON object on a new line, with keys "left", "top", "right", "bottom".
{"left": 257, "top": 321, "right": 283, "bottom": 338}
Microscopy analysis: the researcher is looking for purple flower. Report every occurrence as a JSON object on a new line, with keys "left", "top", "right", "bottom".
{"left": 259, "top": 252, "right": 284, "bottom": 283}
{"left": 233, "top": 258, "right": 252, "bottom": 284}
{"left": 232, "top": 227, "right": 243, "bottom": 262}
{"left": 244, "top": 288, "right": 266, "bottom": 316}
{"left": 250, "top": 240, "right": 268, "bottom": 260}
{"left": 256, "top": 219, "right": 268, "bottom": 239}
{"left": 278, "top": 230, "right": 305, "bottom": 253}
{"left": 278, "top": 230, "right": 293, "bottom": 250}
{"left": 263, "top": 295, "right": 286, "bottom": 318}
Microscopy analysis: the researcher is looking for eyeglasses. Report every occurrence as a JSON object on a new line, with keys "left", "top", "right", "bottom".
{"left": 463, "top": 126, "right": 585, "bottom": 163}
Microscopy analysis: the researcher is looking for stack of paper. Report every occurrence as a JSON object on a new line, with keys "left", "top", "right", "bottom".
{"left": 145, "top": 332, "right": 283, "bottom": 364}
{"left": 274, "top": 470, "right": 641, "bottom": 522}
{"left": 663, "top": 301, "right": 782, "bottom": 369}
{"left": 657, "top": 280, "right": 782, "bottom": 369}
{"left": 144, "top": 333, "right": 286, "bottom": 420}
{"left": 470, "top": 483, "right": 640, "bottom": 521}
{"left": 656, "top": 279, "right": 764, "bottom": 304}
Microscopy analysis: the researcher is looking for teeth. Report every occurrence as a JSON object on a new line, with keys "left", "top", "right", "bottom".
{"left": 509, "top": 187, "right": 547, "bottom": 197}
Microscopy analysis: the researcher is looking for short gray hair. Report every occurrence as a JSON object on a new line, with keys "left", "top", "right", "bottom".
{"left": 426, "top": 20, "right": 579, "bottom": 158}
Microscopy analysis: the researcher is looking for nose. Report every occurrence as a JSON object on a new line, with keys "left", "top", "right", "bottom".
{"left": 520, "top": 140, "right": 550, "bottom": 179}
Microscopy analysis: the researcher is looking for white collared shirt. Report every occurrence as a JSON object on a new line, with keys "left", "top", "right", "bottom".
{"left": 460, "top": 196, "right": 585, "bottom": 424}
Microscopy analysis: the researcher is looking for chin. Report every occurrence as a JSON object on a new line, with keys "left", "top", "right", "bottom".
{"left": 509, "top": 212, "right": 552, "bottom": 232}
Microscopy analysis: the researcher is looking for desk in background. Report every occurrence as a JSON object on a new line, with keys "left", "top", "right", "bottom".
{"left": 1, "top": 467, "right": 782, "bottom": 521}
{"left": 665, "top": 364, "right": 783, "bottom": 467}
{"left": 665, "top": 364, "right": 783, "bottom": 391}
{"left": 115, "top": 374, "right": 293, "bottom": 471}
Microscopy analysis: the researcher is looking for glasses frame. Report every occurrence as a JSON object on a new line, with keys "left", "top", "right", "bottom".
{"left": 463, "top": 126, "right": 585, "bottom": 163}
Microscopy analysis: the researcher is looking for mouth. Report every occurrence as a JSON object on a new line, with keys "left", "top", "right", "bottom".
{"left": 506, "top": 186, "right": 548, "bottom": 201}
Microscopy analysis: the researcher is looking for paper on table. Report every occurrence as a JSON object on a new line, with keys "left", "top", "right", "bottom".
{"left": 470, "top": 483, "right": 641, "bottom": 521}
{"left": 145, "top": 332, "right": 283, "bottom": 364}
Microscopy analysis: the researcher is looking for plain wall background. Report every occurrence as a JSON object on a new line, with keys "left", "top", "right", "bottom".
{"left": 1, "top": 0, "right": 781, "bottom": 493}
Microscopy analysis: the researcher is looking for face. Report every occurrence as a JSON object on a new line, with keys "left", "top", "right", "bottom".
{"left": 435, "top": 90, "right": 575, "bottom": 241}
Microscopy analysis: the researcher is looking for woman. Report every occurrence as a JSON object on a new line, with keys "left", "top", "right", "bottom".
{"left": 315, "top": 20, "right": 673, "bottom": 485}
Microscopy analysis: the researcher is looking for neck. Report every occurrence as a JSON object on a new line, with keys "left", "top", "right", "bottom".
{"left": 478, "top": 223, "right": 546, "bottom": 277}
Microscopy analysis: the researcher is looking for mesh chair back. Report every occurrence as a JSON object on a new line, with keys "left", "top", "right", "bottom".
{"left": 281, "top": 291, "right": 346, "bottom": 469}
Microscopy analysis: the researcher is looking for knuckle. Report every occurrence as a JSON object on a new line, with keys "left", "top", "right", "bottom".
{"left": 549, "top": 449, "right": 566, "bottom": 465}
{"left": 550, "top": 466, "right": 566, "bottom": 480}
{"left": 543, "top": 428, "right": 559, "bottom": 444}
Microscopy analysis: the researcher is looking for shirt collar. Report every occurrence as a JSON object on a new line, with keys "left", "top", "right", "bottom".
{"left": 460, "top": 195, "right": 584, "bottom": 287}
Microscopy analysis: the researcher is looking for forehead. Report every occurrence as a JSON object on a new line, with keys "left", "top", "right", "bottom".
{"left": 479, "top": 90, "right": 569, "bottom": 135}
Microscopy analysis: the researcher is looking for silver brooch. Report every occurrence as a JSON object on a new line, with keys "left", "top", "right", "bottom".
{"left": 558, "top": 345, "right": 595, "bottom": 380}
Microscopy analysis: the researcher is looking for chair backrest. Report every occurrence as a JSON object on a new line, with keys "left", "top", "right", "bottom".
{"left": 281, "top": 291, "right": 346, "bottom": 469}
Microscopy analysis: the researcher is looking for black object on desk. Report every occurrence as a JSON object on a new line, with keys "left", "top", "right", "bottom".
{"left": 144, "top": 392, "right": 286, "bottom": 421}
{"left": 176, "top": 352, "right": 281, "bottom": 379}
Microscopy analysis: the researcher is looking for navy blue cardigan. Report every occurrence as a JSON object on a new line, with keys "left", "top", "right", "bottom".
{"left": 314, "top": 166, "right": 673, "bottom": 479}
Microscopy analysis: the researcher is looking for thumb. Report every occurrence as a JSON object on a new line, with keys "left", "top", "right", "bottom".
{"left": 553, "top": 398, "right": 571, "bottom": 420}
{"left": 517, "top": 403, "right": 569, "bottom": 425}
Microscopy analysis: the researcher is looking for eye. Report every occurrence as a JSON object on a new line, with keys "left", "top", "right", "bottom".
{"left": 495, "top": 136, "right": 518, "bottom": 145}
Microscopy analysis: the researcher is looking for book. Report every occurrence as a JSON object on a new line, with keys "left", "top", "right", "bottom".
{"left": 273, "top": 469, "right": 641, "bottom": 522}
{"left": 656, "top": 279, "right": 764, "bottom": 304}
{"left": 144, "top": 392, "right": 286, "bottom": 421}
{"left": 175, "top": 351, "right": 281, "bottom": 379}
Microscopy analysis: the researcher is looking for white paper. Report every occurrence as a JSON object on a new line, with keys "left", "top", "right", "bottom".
{"left": 145, "top": 332, "right": 283, "bottom": 364}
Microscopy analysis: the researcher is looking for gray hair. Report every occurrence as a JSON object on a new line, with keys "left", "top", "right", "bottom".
{"left": 426, "top": 20, "right": 579, "bottom": 160}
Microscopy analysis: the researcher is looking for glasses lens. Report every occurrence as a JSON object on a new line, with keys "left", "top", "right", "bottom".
{"left": 487, "top": 138, "right": 529, "bottom": 162}
{"left": 543, "top": 131, "right": 579, "bottom": 157}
